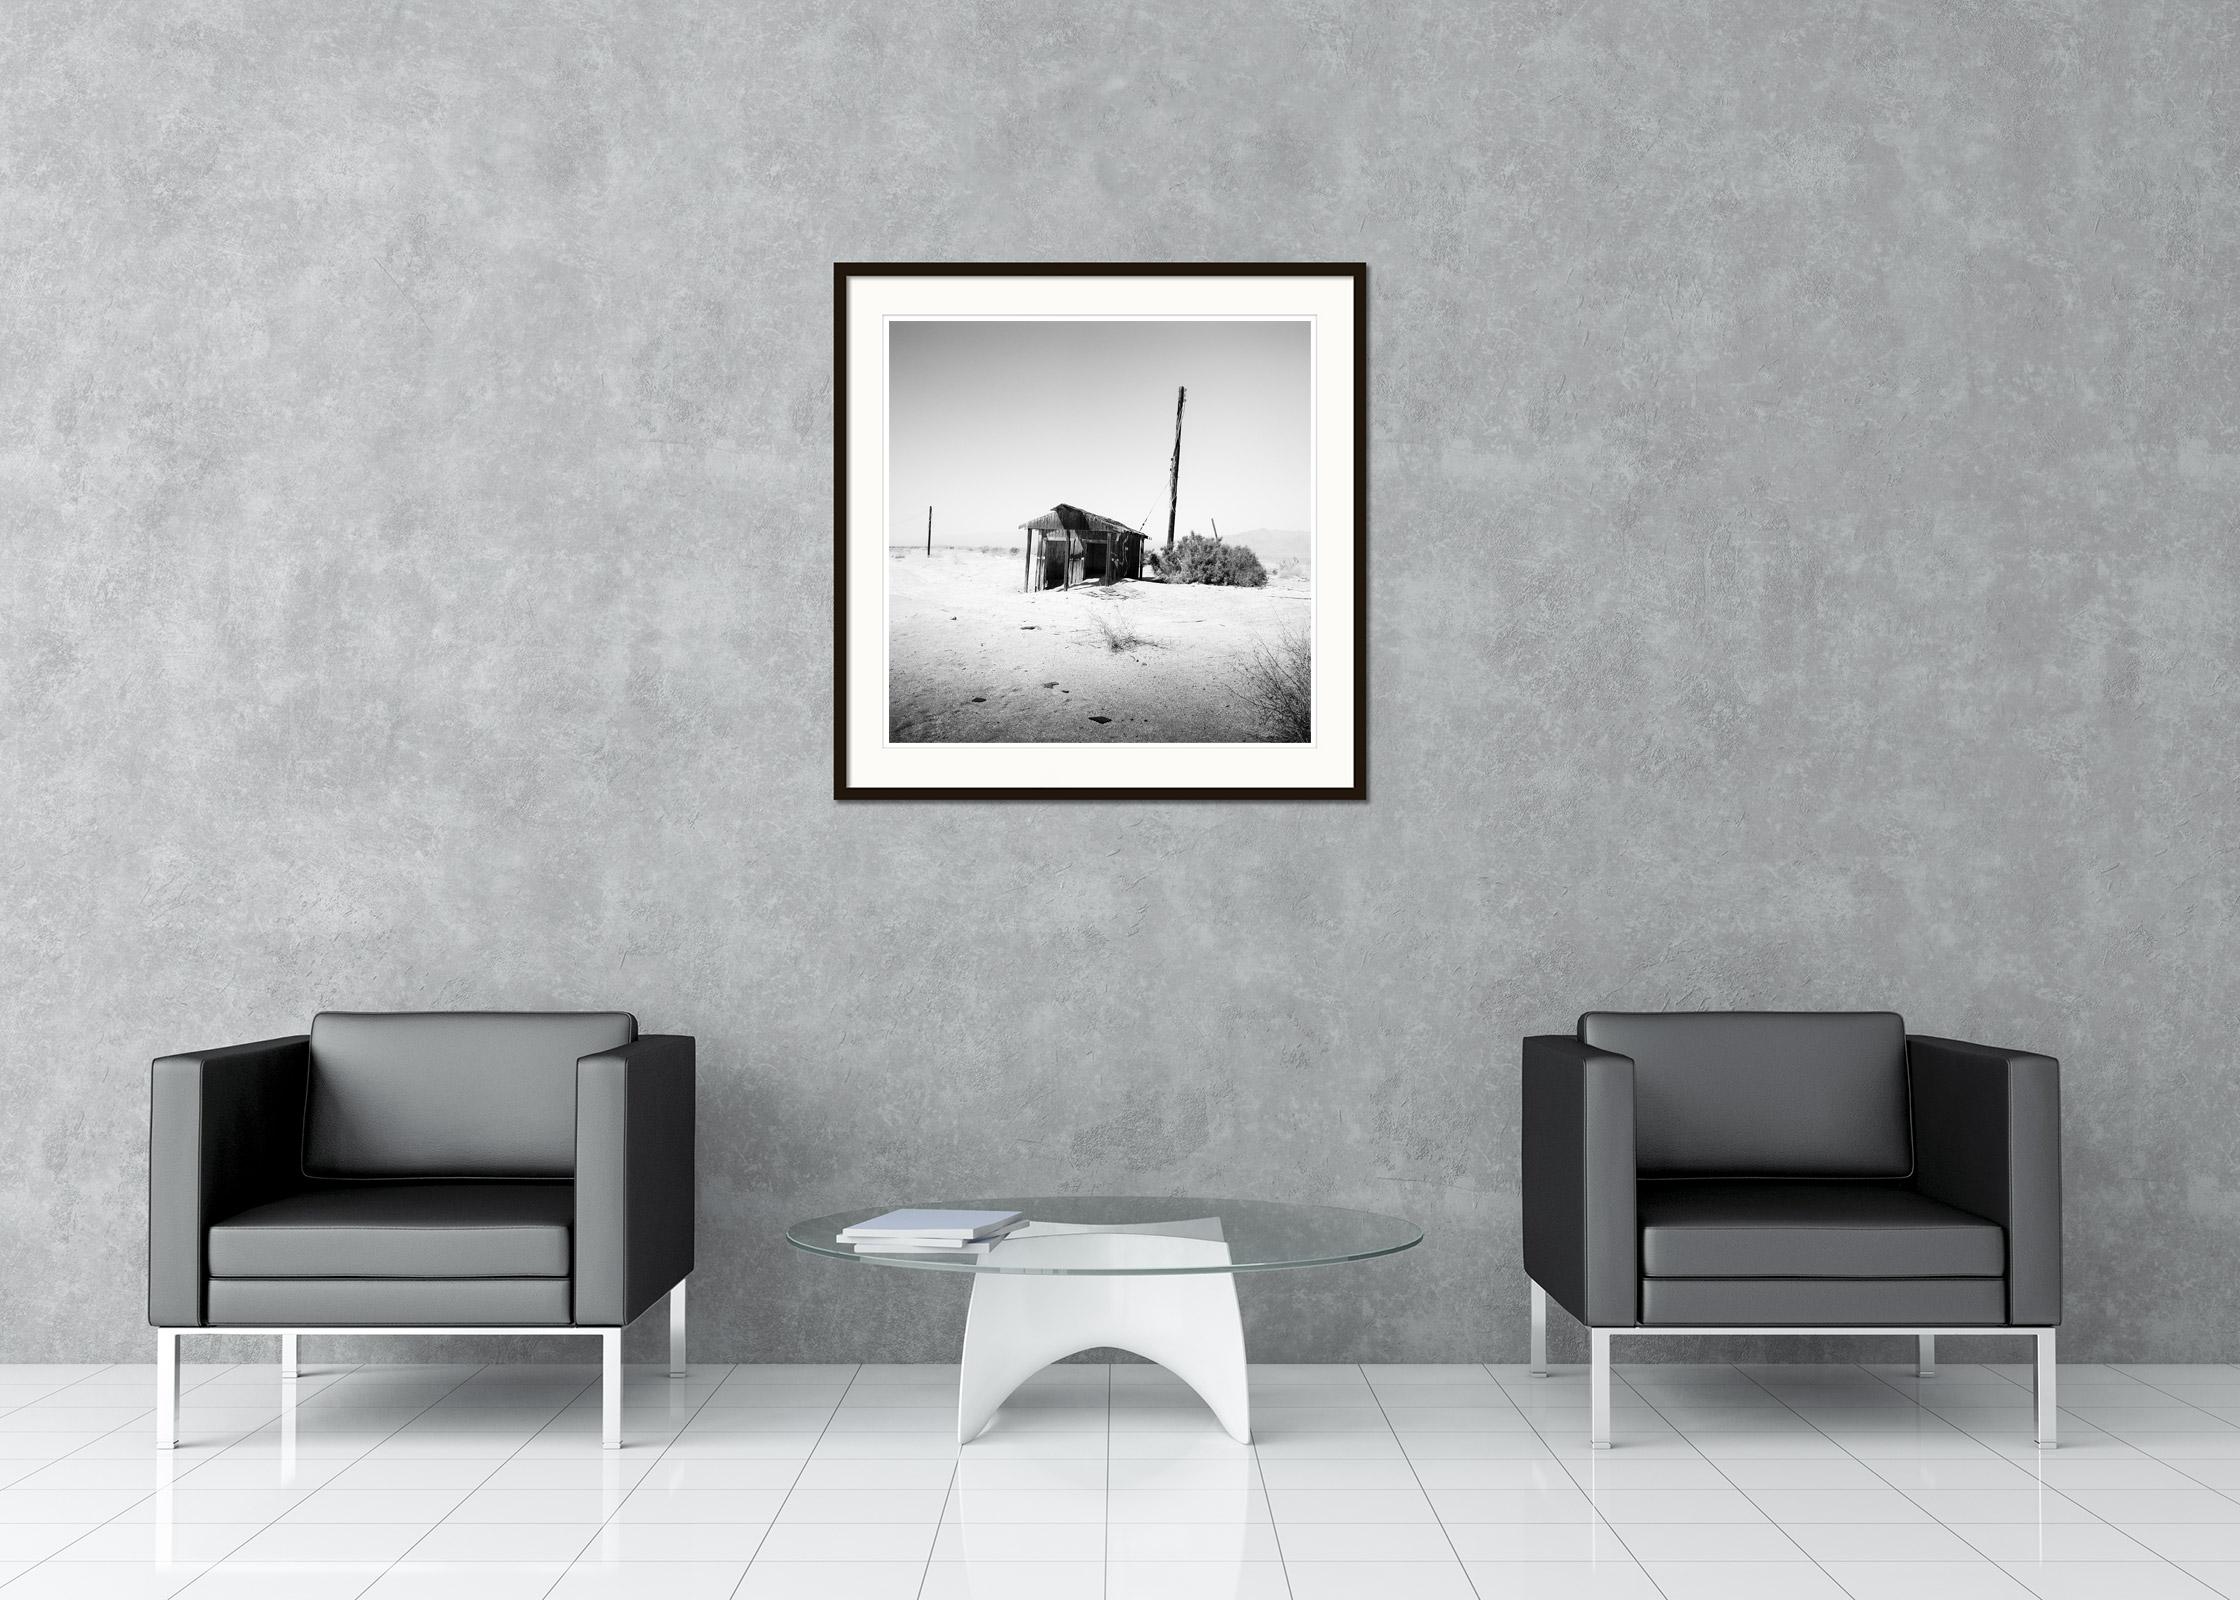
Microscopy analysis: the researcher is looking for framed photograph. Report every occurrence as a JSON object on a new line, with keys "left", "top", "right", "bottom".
{"left": 835, "top": 262, "right": 1366, "bottom": 799}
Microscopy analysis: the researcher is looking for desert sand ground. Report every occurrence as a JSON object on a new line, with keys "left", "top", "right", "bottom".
{"left": 886, "top": 547, "right": 1311, "bottom": 743}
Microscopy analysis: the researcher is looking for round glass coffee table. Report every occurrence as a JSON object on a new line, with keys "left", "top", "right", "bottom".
{"left": 788, "top": 1196, "right": 1422, "bottom": 1443}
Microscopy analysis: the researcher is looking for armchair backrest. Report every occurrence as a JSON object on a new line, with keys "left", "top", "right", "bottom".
{"left": 303, "top": 1011, "right": 637, "bottom": 1179}
{"left": 1578, "top": 1011, "right": 1910, "bottom": 1179}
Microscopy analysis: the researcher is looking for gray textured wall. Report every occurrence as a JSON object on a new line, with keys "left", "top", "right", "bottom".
{"left": 4, "top": 1, "right": 2237, "bottom": 1367}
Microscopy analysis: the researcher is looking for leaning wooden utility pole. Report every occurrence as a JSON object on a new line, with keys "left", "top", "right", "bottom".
{"left": 925, "top": 505, "right": 932, "bottom": 557}
{"left": 1164, "top": 386, "right": 1187, "bottom": 551}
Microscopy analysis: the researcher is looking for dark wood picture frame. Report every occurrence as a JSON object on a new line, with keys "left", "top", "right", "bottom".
{"left": 835, "top": 262, "right": 1367, "bottom": 800}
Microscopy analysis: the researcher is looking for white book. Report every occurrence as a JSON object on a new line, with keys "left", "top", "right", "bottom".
{"left": 838, "top": 1209, "right": 1024, "bottom": 1243}
{"left": 849, "top": 1238, "right": 1004, "bottom": 1257}
{"left": 840, "top": 1223, "right": 1022, "bottom": 1251}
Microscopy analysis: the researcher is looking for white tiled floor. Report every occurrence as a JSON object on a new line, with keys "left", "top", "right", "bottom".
{"left": 2, "top": 1359, "right": 2239, "bottom": 1597}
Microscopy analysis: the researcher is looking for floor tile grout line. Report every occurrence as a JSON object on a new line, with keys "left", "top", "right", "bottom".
{"left": 1362, "top": 1361, "right": 1481, "bottom": 1596}
{"left": 18, "top": 1360, "right": 2240, "bottom": 1593}
{"left": 169, "top": 1358, "right": 363, "bottom": 1481}
{"left": 1856, "top": 1347, "right": 2099, "bottom": 1458}
{"left": 1983, "top": 1355, "right": 2240, "bottom": 1455}
{"left": 569, "top": 1355, "right": 742, "bottom": 1598}
{"left": 1723, "top": 1357, "right": 2190, "bottom": 1588}
{"left": 728, "top": 1360, "right": 863, "bottom": 1599}
{"left": 1551, "top": 1359, "right": 1718, "bottom": 1600}
{"left": 2008, "top": 1361, "right": 2240, "bottom": 1581}
{"left": 334, "top": 1357, "right": 537, "bottom": 1598}
{"left": 247, "top": 1354, "right": 509, "bottom": 1592}
{"left": 372, "top": 1352, "right": 618, "bottom": 1598}
{"left": 1595, "top": 1353, "right": 2240, "bottom": 1591}
{"left": 531, "top": 1354, "right": 748, "bottom": 1595}
{"left": 167, "top": 1353, "right": 495, "bottom": 1600}
{"left": 20, "top": 1357, "right": 214, "bottom": 1465}
{"left": 650, "top": 1363, "right": 771, "bottom": 1567}
{"left": 1255, "top": 1365, "right": 1308, "bottom": 1600}
{"left": 1469, "top": 1358, "right": 1639, "bottom": 1585}
{"left": 0, "top": 1358, "right": 368, "bottom": 1592}
{"left": 0, "top": 1359, "right": 121, "bottom": 1419}
{"left": 909, "top": 1365, "right": 958, "bottom": 1600}
{"left": 177, "top": 1355, "right": 365, "bottom": 1578}
{"left": 2083, "top": 1363, "right": 2240, "bottom": 1507}
{"left": 1675, "top": 1361, "right": 1886, "bottom": 1593}
{"left": 1706, "top": 1359, "right": 2061, "bottom": 1590}
{"left": 1789, "top": 1361, "right": 2165, "bottom": 1564}
{"left": 0, "top": 1360, "right": 155, "bottom": 1491}
{"left": 0, "top": 1358, "right": 121, "bottom": 1412}
{"left": 1102, "top": 1361, "right": 1112, "bottom": 1600}
{"left": 0, "top": 1359, "right": 177, "bottom": 1596}
{"left": 611, "top": 1358, "right": 740, "bottom": 1472}
{"left": 1861, "top": 1351, "right": 2029, "bottom": 1407}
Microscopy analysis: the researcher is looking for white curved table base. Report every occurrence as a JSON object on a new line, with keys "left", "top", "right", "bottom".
{"left": 955, "top": 1225, "right": 1249, "bottom": 1444}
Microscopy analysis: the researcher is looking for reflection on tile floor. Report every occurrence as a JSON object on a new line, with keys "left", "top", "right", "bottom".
{"left": 0, "top": 1358, "right": 2237, "bottom": 1596}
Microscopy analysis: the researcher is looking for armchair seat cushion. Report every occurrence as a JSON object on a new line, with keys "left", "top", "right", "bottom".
{"left": 1639, "top": 1182, "right": 2004, "bottom": 1279}
{"left": 208, "top": 1184, "right": 573, "bottom": 1279}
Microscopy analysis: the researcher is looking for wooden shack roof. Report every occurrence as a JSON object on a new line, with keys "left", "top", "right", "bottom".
{"left": 1019, "top": 504, "right": 1142, "bottom": 539}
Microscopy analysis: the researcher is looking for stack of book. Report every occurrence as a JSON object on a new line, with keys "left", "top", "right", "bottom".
{"left": 837, "top": 1208, "right": 1025, "bottom": 1257}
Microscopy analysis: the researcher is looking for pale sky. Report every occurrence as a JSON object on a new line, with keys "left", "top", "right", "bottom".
{"left": 887, "top": 319, "right": 1311, "bottom": 543}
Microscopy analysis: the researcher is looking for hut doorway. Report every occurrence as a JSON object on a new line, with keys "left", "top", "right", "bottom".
{"left": 1040, "top": 539, "right": 1067, "bottom": 589}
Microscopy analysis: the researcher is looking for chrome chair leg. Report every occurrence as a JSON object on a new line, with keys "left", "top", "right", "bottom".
{"left": 154, "top": 1329, "right": 180, "bottom": 1449}
{"left": 602, "top": 1328, "right": 624, "bottom": 1449}
{"left": 2034, "top": 1328, "right": 2058, "bottom": 1448}
{"left": 1589, "top": 1328, "right": 1612, "bottom": 1448}
{"left": 1530, "top": 1281, "right": 1548, "bottom": 1377}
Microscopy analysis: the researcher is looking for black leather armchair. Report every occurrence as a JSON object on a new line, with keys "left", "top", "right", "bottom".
{"left": 149, "top": 1011, "right": 695, "bottom": 1449}
{"left": 1522, "top": 1012, "right": 2060, "bottom": 1448}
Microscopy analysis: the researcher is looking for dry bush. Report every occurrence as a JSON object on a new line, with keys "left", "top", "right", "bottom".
{"left": 1154, "top": 535, "right": 1267, "bottom": 587}
{"left": 1091, "top": 610, "right": 1153, "bottom": 653}
{"left": 1235, "top": 627, "right": 1311, "bottom": 741}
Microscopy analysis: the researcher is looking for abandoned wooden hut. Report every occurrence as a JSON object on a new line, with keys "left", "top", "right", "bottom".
{"left": 1020, "top": 505, "right": 1148, "bottom": 592}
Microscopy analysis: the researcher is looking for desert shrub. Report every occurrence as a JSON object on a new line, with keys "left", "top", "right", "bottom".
{"left": 1234, "top": 627, "right": 1311, "bottom": 742}
{"left": 1154, "top": 535, "right": 1267, "bottom": 588}
{"left": 1090, "top": 610, "right": 1153, "bottom": 653}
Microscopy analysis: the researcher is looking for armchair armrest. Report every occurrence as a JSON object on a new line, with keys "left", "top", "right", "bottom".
{"left": 1907, "top": 1034, "right": 2061, "bottom": 1325}
{"left": 1522, "top": 1035, "right": 1638, "bottom": 1327}
{"left": 574, "top": 1034, "right": 696, "bottom": 1326}
{"left": 149, "top": 1036, "right": 310, "bottom": 1326}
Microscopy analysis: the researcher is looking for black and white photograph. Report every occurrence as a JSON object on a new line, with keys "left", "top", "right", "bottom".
{"left": 836, "top": 264, "right": 1365, "bottom": 798}
{"left": 888, "top": 318, "right": 1312, "bottom": 745}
